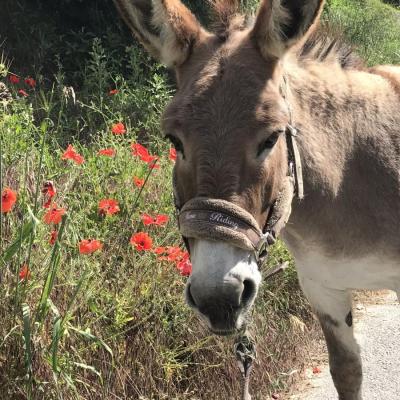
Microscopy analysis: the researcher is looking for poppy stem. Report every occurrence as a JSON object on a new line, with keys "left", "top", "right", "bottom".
{"left": 130, "top": 161, "right": 156, "bottom": 217}
{"left": 13, "top": 151, "right": 30, "bottom": 316}
{"left": 26, "top": 119, "right": 49, "bottom": 270}
{"left": 35, "top": 214, "right": 68, "bottom": 326}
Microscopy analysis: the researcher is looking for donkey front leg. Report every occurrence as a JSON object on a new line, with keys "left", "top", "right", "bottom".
{"left": 300, "top": 277, "right": 362, "bottom": 400}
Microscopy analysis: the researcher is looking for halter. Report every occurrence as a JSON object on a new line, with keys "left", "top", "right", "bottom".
{"left": 173, "top": 123, "right": 303, "bottom": 267}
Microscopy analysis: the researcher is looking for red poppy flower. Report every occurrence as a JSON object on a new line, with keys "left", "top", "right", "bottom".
{"left": 130, "top": 232, "right": 153, "bottom": 251}
{"left": 176, "top": 252, "right": 192, "bottom": 276}
{"left": 98, "top": 199, "right": 120, "bottom": 216}
{"left": 1, "top": 188, "right": 17, "bottom": 213}
{"left": 42, "top": 181, "right": 56, "bottom": 198}
{"left": 9, "top": 74, "right": 20, "bottom": 84}
{"left": 141, "top": 213, "right": 154, "bottom": 226}
{"left": 42, "top": 181, "right": 56, "bottom": 208}
{"left": 131, "top": 143, "right": 150, "bottom": 159}
{"left": 25, "top": 77, "right": 36, "bottom": 88}
{"left": 18, "top": 89, "right": 29, "bottom": 97}
{"left": 157, "top": 246, "right": 191, "bottom": 275}
{"left": 49, "top": 230, "right": 58, "bottom": 245}
{"left": 154, "top": 246, "right": 167, "bottom": 255}
{"left": 62, "top": 144, "right": 85, "bottom": 165}
{"left": 43, "top": 204, "right": 66, "bottom": 225}
{"left": 133, "top": 176, "right": 145, "bottom": 188}
{"left": 131, "top": 143, "right": 158, "bottom": 167}
{"left": 109, "top": 89, "right": 119, "bottom": 95}
{"left": 156, "top": 246, "right": 185, "bottom": 262}
{"left": 155, "top": 214, "right": 168, "bottom": 225}
{"left": 98, "top": 148, "right": 116, "bottom": 157}
{"left": 19, "top": 264, "right": 30, "bottom": 281}
{"left": 169, "top": 148, "right": 177, "bottom": 161}
{"left": 111, "top": 122, "right": 126, "bottom": 135}
{"left": 79, "top": 239, "right": 103, "bottom": 254}
{"left": 141, "top": 213, "right": 169, "bottom": 226}
{"left": 145, "top": 155, "right": 157, "bottom": 163}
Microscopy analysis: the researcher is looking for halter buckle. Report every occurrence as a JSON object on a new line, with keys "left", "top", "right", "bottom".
{"left": 255, "top": 231, "right": 276, "bottom": 263}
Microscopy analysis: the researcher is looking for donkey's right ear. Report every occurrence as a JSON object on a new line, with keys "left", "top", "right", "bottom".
{"left": 113, "top": 0, "right": 208, "bottom": 67}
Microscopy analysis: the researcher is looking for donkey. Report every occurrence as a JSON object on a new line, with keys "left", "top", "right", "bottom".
{"left": 113, "top": 0, "right": 400, "bottom": 398}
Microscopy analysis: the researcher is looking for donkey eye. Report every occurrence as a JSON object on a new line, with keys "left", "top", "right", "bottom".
{"left": 166, "top": 134, "right": 184, "bottom": 157}
{"left": 257, "top": 131, "right": 281, "bottom": 157}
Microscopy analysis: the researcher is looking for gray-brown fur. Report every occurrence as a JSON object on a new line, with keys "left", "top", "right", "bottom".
{"left": 114, "top": 1, "right": 400, "bottom": 398}
{"left": 320, "top": 317, "right": 363, "bottom": 400}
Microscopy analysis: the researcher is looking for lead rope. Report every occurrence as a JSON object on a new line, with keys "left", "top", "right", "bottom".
{"left": 234, "top": 331, "right": 257, "bottom": 400}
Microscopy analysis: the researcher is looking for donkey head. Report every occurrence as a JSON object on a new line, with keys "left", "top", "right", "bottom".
{"left": 114, "top": 0, "right": 324, "bottom": 335}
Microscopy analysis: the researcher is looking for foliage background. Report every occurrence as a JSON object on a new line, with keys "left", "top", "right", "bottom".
{"left": 0, "top": 0, "right": 399, "bottom": 399}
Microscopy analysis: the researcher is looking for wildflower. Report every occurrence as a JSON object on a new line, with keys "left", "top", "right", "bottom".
{"left": 1, "top": 188, "right": 17, "bottom": 213}
{"left": 109, "top": 89, "right": 119, "bottom": 95}
{"left": 133, "top": 176, "right": 145, "bottom": 188}
{"left": 98, "top": 198, "right": 120, "bottom": 216}
{"left": 156, "top": 246, "right": 185, "bottom": 262}
{"left": 24, "top": 77, "right": 36, "bottom": 88}
{"left": 130, "top": 232, "right": 153, "bottom": 251}
{"left": 111, "top": 122, "right": 126, "bottom": 135}
{"left": 141, "top": 213, "right": 154, "bottom": 226}
{"left": 141, "top": 213, "right": 169, "bottom": 226}
{"left": 42, "top": 181, "right": 56, "bottom": 208}
{"left": 155, "top": 214, "right": 168, "bottom": 225}
{"left": 156, "top": 246, "right": 191, "bottom": 275}
{"left": 154, "top": 246, "right": 167, "bottom": 255}
{"left": 19, "top": 264, "right": 30, "bottom": 281}
{"left": 98, "top": 148, "right": 116, "bottom": 157}
{"left": 131, "top": 143, "right": 150, "bottom": 159}
{"left": 49, "top": 230, "right": 58, "bottom": 245}
{"left": 18, "top": 89, "right": 29, "bottom": 97}
{"left": 43, "top": 204, "right": 66, "bottom": 225}
{"left": 62, "top": 144, "right": 85, "bottom": 165}
{"left": 79, "top": 239, "right": 103, "bottom": 254}
{"left": 169, "top": 147, "right": 177, "bottom": 161}
{"left": 131, "top": 143, "right": 158, "bottom": 166}
{"left": 156, "top": 246, "right": 192, "bottom": 275}
{"left": 176, "top": 252, "right": 192, "bottom": 276}
{"left": 312, "top": 366, "right": 322, "bottom": 374}
{"left": 8, "top": 74, "right": 20, "bottom": 84}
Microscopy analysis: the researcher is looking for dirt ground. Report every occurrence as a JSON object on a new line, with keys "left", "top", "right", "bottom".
{"left": 286, "top": 290, "right": 400, "bottom": 400}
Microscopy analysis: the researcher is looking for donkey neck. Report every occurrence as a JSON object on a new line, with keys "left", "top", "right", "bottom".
{"left": 282, "top": 61, "right": 400, "bottom": 259}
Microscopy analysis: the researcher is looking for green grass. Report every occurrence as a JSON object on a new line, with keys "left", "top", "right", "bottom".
{"left": 324, "top": 0, "right": 400, "bottom": 65}
{"left": 1, "top": 0, "right": 399, "bottom": 399}
{"left": 0, "top": 39, "right": 314, "bottom": 399}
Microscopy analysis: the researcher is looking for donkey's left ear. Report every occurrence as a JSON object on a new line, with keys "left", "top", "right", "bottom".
{"left": 251, "top": 0, "right": 325, "bottom": 59}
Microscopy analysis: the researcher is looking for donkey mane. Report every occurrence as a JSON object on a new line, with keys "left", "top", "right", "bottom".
{"left": 298, "top": 27, "right": 363, "bottom": 69}
{"left": 209, "top": 0, "right": 363, "bottom": 70}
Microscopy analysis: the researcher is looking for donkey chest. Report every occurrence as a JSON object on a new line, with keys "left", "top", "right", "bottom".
{"left": 292, "top": 250, "right": 400, "bottom": 291}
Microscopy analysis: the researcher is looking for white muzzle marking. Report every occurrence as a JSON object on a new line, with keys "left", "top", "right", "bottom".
{"left": 185, "top": 239, "right": 262, "bottom": 333}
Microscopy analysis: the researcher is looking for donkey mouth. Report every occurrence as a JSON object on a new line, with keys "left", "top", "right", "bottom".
{"left": 193, "top": 305, "right": 249, "bottom": 336}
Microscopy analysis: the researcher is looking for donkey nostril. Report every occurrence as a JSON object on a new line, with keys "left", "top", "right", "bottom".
{"left": 186, "top": 284, "right": 198, "bottom": 309}
{"left": 241, "top": 279, "right": 256, "bottom": 306}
